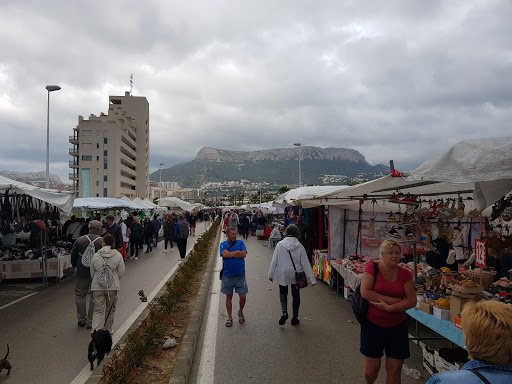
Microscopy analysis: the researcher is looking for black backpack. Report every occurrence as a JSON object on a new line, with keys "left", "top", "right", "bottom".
{"left": 351, "top": 262, "right": 379, "bottom": 324}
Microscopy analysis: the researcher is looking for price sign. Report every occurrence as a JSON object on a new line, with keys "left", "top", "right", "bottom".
{"left": 474, "top": 240, "right": 487, "bottom": 268}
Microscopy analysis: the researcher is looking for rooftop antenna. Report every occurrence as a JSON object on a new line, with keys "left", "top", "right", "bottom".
{"left": 129, "top": 73, "right": 133, "bottom": 96}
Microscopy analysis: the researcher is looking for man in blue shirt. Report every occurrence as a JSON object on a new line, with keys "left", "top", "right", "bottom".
{"left": 220, "top": 226, "right": 248, "bottom": 327}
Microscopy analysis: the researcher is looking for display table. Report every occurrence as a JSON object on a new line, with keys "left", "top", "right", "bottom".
{"left": 406, "top": 308, "right": 465, "bottom": 348}
{"left": 0, "top": 254, "right": 71, "bottom": 280}
{"left": 330, "top": 260, "right": 362, "bottom": 290}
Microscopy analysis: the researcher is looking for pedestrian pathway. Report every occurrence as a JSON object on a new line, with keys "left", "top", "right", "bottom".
{"left": 191, "top": 233, "right": 426, "bottom": 384}
{"left": 0, "top": 222, "right": 206, "bottom": 384}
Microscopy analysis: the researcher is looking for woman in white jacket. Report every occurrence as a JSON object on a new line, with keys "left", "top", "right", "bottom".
{"left": 268, "top": 224, "right": 316, "bottom": 326}
{"left": 90, "top": 233, "right": 125, "bottom": 332}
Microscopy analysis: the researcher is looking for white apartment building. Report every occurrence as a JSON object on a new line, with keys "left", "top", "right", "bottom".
{"left": 69, "top": 92, "right": 149, "bottom": 198}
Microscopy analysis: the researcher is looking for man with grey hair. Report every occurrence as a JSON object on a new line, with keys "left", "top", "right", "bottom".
{"left": 70, "top": 220, "right": 103, "bottom": 329}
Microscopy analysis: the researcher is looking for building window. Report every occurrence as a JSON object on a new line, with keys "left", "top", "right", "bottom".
{"left": 103, "top": 175, "right": 108, "bottom": 181}
{"left": 104, "top": 150, "right": 108, "bottom": 156}
{"left": 104, "top": 162, "right": 108, "bottom": 169}
{"left": 96, "top": 143, "right": 99, "bottom": 149}
{"left": 104, "top": 137, "right": 108, "bottom": 144}
{"left": 81, "top": 155, "right": 92, "bottom": 161}
{"left": 96, "top": 156, "right": 99, "bottom": 161}
{"left": 103, "top": 188, "right": 108, "bottom": 197}
{"left": 96, "top": 181, "right": 99, "bottom": 187}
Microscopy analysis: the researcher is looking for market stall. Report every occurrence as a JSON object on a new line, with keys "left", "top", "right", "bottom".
{"left": 0, "top": 175, "right": 75, "bottom": 283}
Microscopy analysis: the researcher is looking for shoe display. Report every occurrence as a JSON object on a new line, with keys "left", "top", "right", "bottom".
{"left": 404, "top": 229, "right": 415, "bottom": 240}
{"left": 386, "top": 226, "right": 401, "bottom": 239}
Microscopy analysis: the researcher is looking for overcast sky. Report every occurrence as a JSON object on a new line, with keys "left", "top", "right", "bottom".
{"left": 1, "top": 0, "right": 511, "bottom": 183}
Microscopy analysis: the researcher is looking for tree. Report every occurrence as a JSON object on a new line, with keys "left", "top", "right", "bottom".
{"left": 278, "top": 185, "right": 290, "bottom": 194}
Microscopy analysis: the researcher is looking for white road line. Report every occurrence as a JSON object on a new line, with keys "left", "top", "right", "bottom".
{"left": 0, "top": 292, "right": 38, "bottom": 311}
{"left": 195, "top": 254, "right": 222, "bottom": 384}
{"left": 70, "top": 261, "right": 183, "bottom": 384}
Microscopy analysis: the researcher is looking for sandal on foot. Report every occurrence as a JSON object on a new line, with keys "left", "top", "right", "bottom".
{"left": 225, "top": 319, "right": 233, "bottom": 327}
{"left": 238, "top": 312, "right": 245, "bottom": 324}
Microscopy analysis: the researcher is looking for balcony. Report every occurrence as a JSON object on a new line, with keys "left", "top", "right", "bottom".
{"left": 69, "top": 160, "right": 79, "bottom": 168}
{"left": 69, "top": 148, "right": 78, "bottom": 156}
{"left": 69, "top": 173, "right": 79, "bottom": 181}
{"left": 69, "top": 135, "right": 79, "bottom": 144}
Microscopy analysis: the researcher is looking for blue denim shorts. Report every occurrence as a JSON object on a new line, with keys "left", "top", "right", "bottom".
{"left": 221, "top": 274, "right": 248, "bottom": 295}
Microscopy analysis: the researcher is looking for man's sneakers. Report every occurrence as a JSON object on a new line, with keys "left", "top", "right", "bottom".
{"left": 386, "top": 226, "right": 401, "bottom": 239}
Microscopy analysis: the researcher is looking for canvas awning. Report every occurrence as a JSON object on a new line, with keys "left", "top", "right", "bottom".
{"left": 0, "top": 175, "right": 75, "bottom": 215}
{"left": 73, "top": 197, "right": 143, "bottom": 210}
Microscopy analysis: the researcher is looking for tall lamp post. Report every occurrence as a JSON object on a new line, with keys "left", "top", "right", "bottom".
{"left": 293, "top": 143, "right": 301, "bottom": 187}
{"left": 159, "top": 162, "right": 164, "bottom": 199}
{"left": 45, "top": 85, "right": 61, "bottom": 189}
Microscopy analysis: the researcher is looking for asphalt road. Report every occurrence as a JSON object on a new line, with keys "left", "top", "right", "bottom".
{"left": 190, "top": 234, "right": 427, "bottom": 384}
{"left": 0, "top": 223, "right": 207, "bottom": 384}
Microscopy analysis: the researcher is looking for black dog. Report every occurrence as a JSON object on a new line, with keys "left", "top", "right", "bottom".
{"left": 0, "top": 344, "right": 11, "bottom": 375}
{"left": 88, "top": 330, "right": 112, "bottom": 370}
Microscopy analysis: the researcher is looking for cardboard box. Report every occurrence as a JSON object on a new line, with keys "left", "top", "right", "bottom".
{"left": 450, "top": 292, "right": 477, "bottom": 322}
{"left": 419, "top": 300, "right": 433, "bottom": 314}
{"left": 433, "top": 306, "right": 450, "bottom": 321}
{"left": 422, "top": 346, "right": 438, "bottom": 375}
{"left": 434, "top": 348, "right": 468, "bottom": 372}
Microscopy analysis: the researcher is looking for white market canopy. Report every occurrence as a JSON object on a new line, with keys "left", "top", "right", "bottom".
{"left": 0, "top": 175, "right": 75, "bottom": 215}
{"left": 156, "top": 196, "right": 194, "bottom": 212}
{"left": 304, "top": 137, "right": 512, "bottom": 212}
{"left": 73, "top": 197, "right": 144, "bottom": 210}
{"left": 274, "top": 185, "right": 350, "bottom": 205}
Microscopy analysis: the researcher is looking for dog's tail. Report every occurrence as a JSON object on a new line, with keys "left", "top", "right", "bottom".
{"left": 3, "top": 344, "right": 9, "bottom": 360}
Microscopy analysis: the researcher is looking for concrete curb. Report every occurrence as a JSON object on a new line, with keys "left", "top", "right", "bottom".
{"left": 84, "top": 226, "right": 220, "bottom": 384}
{"left": 168, "top": 227, "right": 221, "bottom": 384}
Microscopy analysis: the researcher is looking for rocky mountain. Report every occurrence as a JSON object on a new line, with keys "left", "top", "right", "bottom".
{"left": 152, "top": 146, "right": 388, "bottom": 188}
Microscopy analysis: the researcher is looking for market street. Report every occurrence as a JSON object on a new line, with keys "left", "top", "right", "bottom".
{"left": 191, "top": 233, "right": 426, "bottom": 384}
{"left": 0, "top": 222, "right": 207, "bottom": 384}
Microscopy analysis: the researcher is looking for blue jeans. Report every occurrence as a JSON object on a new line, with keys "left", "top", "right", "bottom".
{"left": 145, "top": 238, "right": 153, "bottom": 252}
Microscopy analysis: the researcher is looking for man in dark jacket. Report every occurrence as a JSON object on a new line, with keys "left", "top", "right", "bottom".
{"left": 70, "top": 220, "right": 103, "bottom": 328}
{"left": 162, "top": 213, "right": 175, "bottom": 252}
{"left": 175, "top": 214, "right": 190, "bottom": 259}
{"left": 151, "top": 214, "right": 162, "bottom": 247}
{"left": 104, "top": 215, "right": 123, "bottom": 250}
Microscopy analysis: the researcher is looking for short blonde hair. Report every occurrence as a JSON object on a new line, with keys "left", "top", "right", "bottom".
{"left": 462, "top": 300, "right": 512, "bottom": 365}
{"left": 379, "top": 239, "right": 401, "bottom": 256}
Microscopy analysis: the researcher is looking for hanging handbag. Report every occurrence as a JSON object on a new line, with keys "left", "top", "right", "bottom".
{"left": 351, "top": 262, "right": 379, "bottom": 324}
{"left": 288, "top": 250, "right": 308, "bottom": 289}
{"left": 219, "top": 240, "right": 238, "bottom": 279}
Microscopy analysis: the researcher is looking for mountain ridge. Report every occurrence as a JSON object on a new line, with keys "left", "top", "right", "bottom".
{"left": 153, "top": 146, "right": 388, "bottom": 189}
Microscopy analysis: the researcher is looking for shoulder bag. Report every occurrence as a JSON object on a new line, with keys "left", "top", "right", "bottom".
{"left": 351, "top": 261, "right": 379, "bottom": 324}
{"left": 288, "top": 250, "right": 308, "bottom": 288}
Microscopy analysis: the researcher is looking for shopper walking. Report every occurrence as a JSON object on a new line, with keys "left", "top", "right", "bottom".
{"left": 426, "top": 300, "right": 512, "bottom": 384}
{"left": 162, "top": 213, "right": 174, "bottom": 252}
{"left": 268, "top": 224, "right": 315, "bottom": 326}
{"left": 90, "top": 234, "right": 125, "bottom": 332}
{"left": 175, "top": 214, "right": 189, "bottom": 259}
{"left": 129, "top": 216, "right": 144, "bottom": 260}
{"left": 151, "top": 214, "right": 161, "bottom": 247}
{"left": 189, "top": 213, "right": 197, "bottom": 236}
{"left": 119, "top": 219, "right": 129, "bottom": 260}
{"left": 359, "top": 239, "right": 416, "bottom": 384}
{"left": 143, "top": 216, "right": 154, "bottom": 253}
{"left": 70, "top": 220, "right": 103, "bottom": 329}
{"left": 220, "top": 227, "right": 248, "bottom": 327}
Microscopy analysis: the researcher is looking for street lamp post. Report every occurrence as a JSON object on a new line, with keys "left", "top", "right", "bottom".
{"left": 159, "top": 162, "right": 164, "bottom": 199}
{"left": 293, "top": 143, "right": 302, "bottom": 187}
{"left": 45, "top": 85, "right": 61, "bottom": 189}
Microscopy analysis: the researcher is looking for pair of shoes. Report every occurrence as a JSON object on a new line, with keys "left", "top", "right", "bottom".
{"left": 225, "top": 318, "right": 233, "bottom": 327}
{"left": 279, "top": 313, "right": 288, "bottom": 325}
{"left": 291, "top": 317, "right": 300, "bottom": 326}
{"left": 77, "top": 321, "right": 86, "bottom": 327}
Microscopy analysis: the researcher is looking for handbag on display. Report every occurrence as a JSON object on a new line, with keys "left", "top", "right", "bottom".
{"left": 351, "top": 262, "right": 379, "bottom": 324}
{"left": 287, "top": 250, "right": 308, "bottom": 289}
